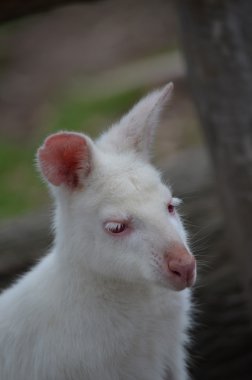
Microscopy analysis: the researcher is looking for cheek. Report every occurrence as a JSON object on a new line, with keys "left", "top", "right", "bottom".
{"left": 170, "top": 217, "right": 179, "bottom": 231}
{"left": 127, "top": 230, "right": 149, "bottom": 252}
{"left": 171, "top": 216, "right": 187, "bottom": 242}
{"left": 112, "top": 233, "right": 148, "bottom": 264}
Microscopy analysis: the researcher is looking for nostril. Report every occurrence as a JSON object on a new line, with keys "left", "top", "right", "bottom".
{"left": 171, "top": 270, "right": 181, "bottom": 277}
{"left": 165, "top": 248, "right": 196, "bottom": 288}
{"left": 168, "top": 259, "right": 195, "bottom": 282}
{"left": 168, "top": 260, "right": 184, "bottom": 278}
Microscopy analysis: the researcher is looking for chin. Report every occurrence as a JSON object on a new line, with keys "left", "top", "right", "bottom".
{"left": 151, "top": 271, "right": 192, "bottom": 292}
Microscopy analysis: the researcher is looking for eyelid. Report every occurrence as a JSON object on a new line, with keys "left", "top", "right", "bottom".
{"left": 103, "top": 215, "right": 131, "bottom": 225}
{"left": 101, "top": 208, "right": 129, "bottom": 222}
{"left": 103, "top": 217, "right": 131, "bottom": 229}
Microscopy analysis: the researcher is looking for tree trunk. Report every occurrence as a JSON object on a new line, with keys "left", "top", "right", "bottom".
{"left": 176, "top": 0, "right": 252, "bottom": 319}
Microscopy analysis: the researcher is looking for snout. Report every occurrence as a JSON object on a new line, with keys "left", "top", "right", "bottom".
{"left": 165, "top": 244, "right": 196, "bottom": 291}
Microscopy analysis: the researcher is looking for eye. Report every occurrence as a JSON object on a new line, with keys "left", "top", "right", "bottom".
{"left": 167, "top": 197, "right": 181, "bottom": 215}
{"left": 104, "top": 222, "right": 127, "bottom": 234}
{"left": 167, "top": 203, "right": 175, "bottom": 215}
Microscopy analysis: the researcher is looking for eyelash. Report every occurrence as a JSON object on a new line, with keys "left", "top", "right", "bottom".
{"left": 104, "top": 221, "right": 128, "bottom": 235}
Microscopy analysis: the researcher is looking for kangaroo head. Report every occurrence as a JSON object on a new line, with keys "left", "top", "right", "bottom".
{"left": 37, "top": 83, "right": 196, "bottom": 291}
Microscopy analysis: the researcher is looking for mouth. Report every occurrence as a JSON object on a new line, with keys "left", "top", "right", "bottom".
{"left": 157, "top": 270, "right": 196, "bottom": 291}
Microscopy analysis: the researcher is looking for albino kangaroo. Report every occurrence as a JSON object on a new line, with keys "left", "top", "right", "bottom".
{"left": 0, "top": 83, "right": 196, "bottom": 380}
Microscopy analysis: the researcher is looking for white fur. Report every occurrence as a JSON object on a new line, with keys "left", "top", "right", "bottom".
{"left": 0, "top": 83, "right": 194, "bottom": 380}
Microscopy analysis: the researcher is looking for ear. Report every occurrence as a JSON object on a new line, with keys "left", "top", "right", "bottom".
{"left": 97, "top": 82, "right": 173, "bottom": 160}
{"left": 37, "top": 132, "right": 93, "bottom": 189}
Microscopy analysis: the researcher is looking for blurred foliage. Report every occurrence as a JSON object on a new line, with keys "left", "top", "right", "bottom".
{"left": 45, "top": 87, "right": 144, "bottom": 138}
{"left": 0, "top": 88, "right": 144, "bottom": 219}
{"left": 0, "top": 142, "right": 44, "bottom": 219}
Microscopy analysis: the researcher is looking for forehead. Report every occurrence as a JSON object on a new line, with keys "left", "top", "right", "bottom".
{"left": 92, "top": 153, "right": 172, "bottom": 207}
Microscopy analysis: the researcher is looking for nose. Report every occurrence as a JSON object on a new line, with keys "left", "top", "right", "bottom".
{"left": 165, "top": 244, "right": 196, "bottom": 290}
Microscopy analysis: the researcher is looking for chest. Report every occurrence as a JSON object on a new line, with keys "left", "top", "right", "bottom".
{"left": 51, "top": 287, "right": 189, "bottom": 379}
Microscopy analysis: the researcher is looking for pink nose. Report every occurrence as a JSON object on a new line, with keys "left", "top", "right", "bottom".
{"left": 165, "top": 244, "right": 196, "bottom": 290}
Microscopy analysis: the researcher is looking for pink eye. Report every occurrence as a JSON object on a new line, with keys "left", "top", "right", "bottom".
{"left": 104, "top": 222, "right": 127, "bottom": 234}
{"left": 167, "top": 203, "right": 175, "bottom": 214}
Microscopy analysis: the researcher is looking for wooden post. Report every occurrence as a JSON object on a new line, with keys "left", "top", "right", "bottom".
{"left": 176, "top": 0, "right": 252, "bottom": 319}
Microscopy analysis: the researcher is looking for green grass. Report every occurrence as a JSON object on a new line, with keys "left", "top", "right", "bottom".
{"left": 0, "top": 87, "right": 145, "bottom": 219}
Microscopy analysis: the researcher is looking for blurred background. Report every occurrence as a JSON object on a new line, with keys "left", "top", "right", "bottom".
{"left": 0, "top": 1, "right": 252, "bottom": 379}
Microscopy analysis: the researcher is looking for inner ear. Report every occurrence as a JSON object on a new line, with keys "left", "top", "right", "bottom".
{"left": 37, "top": 132, "right": 92, "bottom": 189}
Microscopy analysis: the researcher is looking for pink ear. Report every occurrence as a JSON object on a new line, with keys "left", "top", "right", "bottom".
{"left": 38, "top": 132, "right": 91, "bottom": 189}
